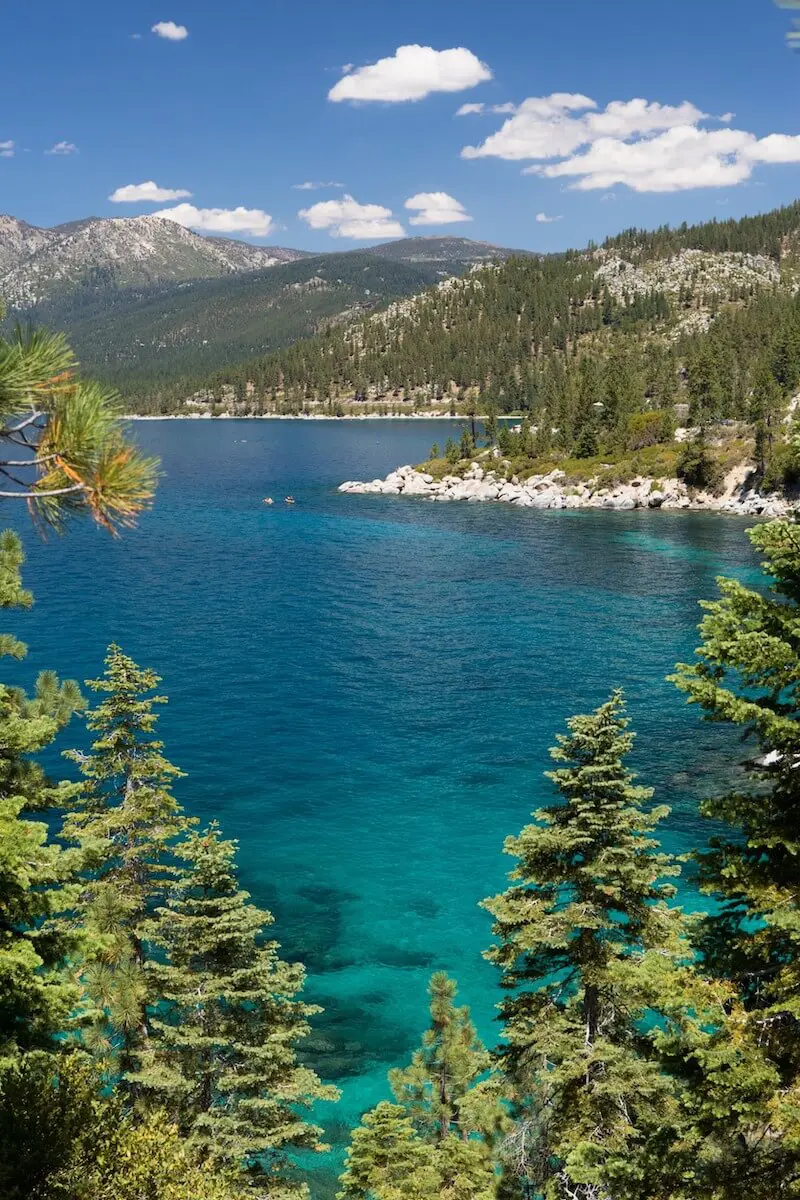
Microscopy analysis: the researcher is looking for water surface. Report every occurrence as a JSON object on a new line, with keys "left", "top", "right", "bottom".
{"left": 6, "top": 419, "right": 760, "bottom": 1194}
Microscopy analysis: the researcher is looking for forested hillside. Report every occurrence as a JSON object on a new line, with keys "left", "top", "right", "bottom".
{"left": 139, "top": 204, "right": 800, "bottom": 487}
{"left": 32, "top": 253, "right": 447, "bottom": 389}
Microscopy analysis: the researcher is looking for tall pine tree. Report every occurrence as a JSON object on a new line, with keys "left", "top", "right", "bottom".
{"left": 0, "top": 530, "right": 84, "bottom": 1061}
{"left": 61, "top": 645, "right": 189, "bottom": 1077}
{"left": 672, "top": 517, "right": 800, "bottom": 1194}
{"left": 141, "top": 822, "right": 336, "bottom": 1194}
{"left": 482, "top": 692, "right": 682, "bottom": 1200}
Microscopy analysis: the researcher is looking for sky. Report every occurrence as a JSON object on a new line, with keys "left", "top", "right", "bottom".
{"left": 2, "top": 0, "right": 800, "bottom": 253}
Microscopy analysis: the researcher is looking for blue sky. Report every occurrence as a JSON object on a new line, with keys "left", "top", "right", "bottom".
{"left": 2, "top": 0, "right": 800, "bottom": 252}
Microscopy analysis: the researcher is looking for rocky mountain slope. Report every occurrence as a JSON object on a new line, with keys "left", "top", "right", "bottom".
{"left": 0, "top": 214, "right": 309, "bottom": 308}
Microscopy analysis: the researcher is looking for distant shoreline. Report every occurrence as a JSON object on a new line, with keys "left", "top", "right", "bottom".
{"left": 123, "top": 412, "right": 469, "bottom": 421}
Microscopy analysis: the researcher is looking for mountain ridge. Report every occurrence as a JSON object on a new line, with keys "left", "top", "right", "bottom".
{"left": 0, "top": 215, "right": 528, "bottom": 312}
{"left": 0, "top": 214, "right": 309, "bottom": 308}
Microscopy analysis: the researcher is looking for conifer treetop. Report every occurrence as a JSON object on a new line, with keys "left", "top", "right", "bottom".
{"left": 0, "top": 311, "right": 157, "bottom": 534}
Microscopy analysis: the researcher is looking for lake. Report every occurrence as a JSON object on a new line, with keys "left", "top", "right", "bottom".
{"left": 7, "top": 418, "right": 761, "bottom": 1195}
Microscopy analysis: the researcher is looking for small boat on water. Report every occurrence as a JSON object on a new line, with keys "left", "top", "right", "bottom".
{"left": 284, "top": 496, "right": 296, "bottom": 505}
{"left": 263, "top": 497, "right": 274, "bottom": 505}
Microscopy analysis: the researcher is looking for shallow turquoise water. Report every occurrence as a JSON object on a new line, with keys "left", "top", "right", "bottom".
{"left": 6, "top": 420, "right": 761, "bottom": 1195}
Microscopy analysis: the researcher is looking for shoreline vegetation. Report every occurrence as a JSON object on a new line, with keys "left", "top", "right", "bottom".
{"left": 338, "top": 419, "right": 800, "bottom": 518}
{"left": 123, "top": 410, "right": 468, "bottom": 420}
{"left": 340, "top": 459, "right": 793, "bottom": 517}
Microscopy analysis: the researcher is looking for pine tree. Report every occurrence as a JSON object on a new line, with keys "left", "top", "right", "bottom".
{"left": 338, "top": 1101, "right": 497, "bottom": 1200}
{"left": 340, "top": 975, "right": 504, "bottom": 1200}
{"left": 482, "top": 692, "right": 682, "bottom": 1200}
{"left": 0, "top": 1053, "right": 245, "bottom": 1200}
{"left": 60, "top": 645, "right": 190, "bottom": 1077}
{"left": 0, "top": 308, "right": 157, "bottom": 532}
{"left": 389, "top": 972, "right": 502, "bottom": 1146}
{"left": 0, "top": 531, "right": 84, "bottom": 1061}
{"left": 142, "top": 823, "right": 336, "bottom": 1193}
{"left": 670, "top": 518, "right": 800, "bottom": 1193}
{"left": 749, "top": 359, "right": 784, "bottom": 477}
{"left": 338, "top": 1103, "right": 439, "bottom": 1200}
{"left": 672, "top": 517, "right": 800, "bottom": 1008}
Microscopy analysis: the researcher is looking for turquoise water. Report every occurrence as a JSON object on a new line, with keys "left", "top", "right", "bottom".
{"left": 7, "top": 420, "right": 760, "bottom": 1195}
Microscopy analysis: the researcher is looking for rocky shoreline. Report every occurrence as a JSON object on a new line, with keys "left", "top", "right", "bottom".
{"left": 339, "top": 463, "right": 795, "bottom": 518}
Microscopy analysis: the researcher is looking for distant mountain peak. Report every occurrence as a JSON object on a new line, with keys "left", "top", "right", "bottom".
{"left": 361, "top": 235, "right": 529, "bottom": 264}
{"left": 0, "top": 214, "right": 309, "bottom": 309}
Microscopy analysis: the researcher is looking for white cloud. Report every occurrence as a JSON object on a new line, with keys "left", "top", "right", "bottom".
{"left": 405, "top": 191, "right": 471, "bottom": 225}
{"left": 749, "top": 132, "right": 800, "bottom": 162}
{"left": 299, "top": 194, "right": 405, "bottom": 239}
{"left": 0, "top": 140, "right": 15, "bottom": 158}
{"left": 292, "top": 180, "right": 345, "bottom": 191}
{"left": 539, "top": 126, "right": 770, "bottom": 192}
{"left": 456, "top": 100, "right": 517, "bottom": 117}
{"left": 585, "top": 99, "right": 706, "bottom": 138}
{"left": 151, "top": 20, "right": 188, "bottom": 40}
{"left": 462, "top": 93, "right": 597, "bottom": 160}
{"left": 46, "top": 141, "right": 78, "bottom": 155}
{"left": 462, "top": 94, "right": 705, "bottom": 162}
{"left": 535, "top": 212, "right": 563, "bottom": 223}
{"left": 461, "top": 90, "right": 800, "bottom": 192}
{"left": 110, "top": 180, "right": 192, "bottom": 202}
{"left": 152, "top": 203, "right": 275, "bottom": 237}
{"left": 328, "top": 44, "right": 491, "bottom": 103}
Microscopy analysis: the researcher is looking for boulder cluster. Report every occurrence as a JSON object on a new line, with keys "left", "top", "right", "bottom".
{"left": 339, "top": 463, "right": 794, "bottom": 517}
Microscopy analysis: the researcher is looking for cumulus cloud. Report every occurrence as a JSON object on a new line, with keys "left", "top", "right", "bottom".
{"left": 456, "top": 101, "right": 517, "bottom": 116}
{"left": 110, "top": 180, "right": 192, "bottom": 202}
{"left": 404, "top": 191, "right": 471, "bottom": 225}
{"left": 462, "top": 94, "right": 704, "bottom": 161}
{"left": 461, "top": 90, "right": 800, "bottom": 192}
{"left": 292, "top": 180, "right": 345, "bottom": 191}
{"left": 152, "top": 203, "right": 275, "bottom": 237}
{"left": 46, "top": 141, "right": 78, "bottom": 155}
{"left": 299, "top": 194, "right": 405, "bottom": 239}
{"left": 535, "top": 212, "right": 563, "bottom": 223}
{"left": 151, "top": 20, "right": 188, "bottom": 40}
{"left": 540, "top": 126, "right": 800, "bottom": 192}
{"left": 0, "top": 140, "right": 15, "bottom": 158}
{"left": 328, "top": 44, "right": 491, "bottom": 103}
{"left": 463, "top": 93, "right": 597, "bottom": 160}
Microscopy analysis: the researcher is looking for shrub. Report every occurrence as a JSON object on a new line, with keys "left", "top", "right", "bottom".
{"left": 626, "top": 409, "right": 674, "bottom": 451}
{"left": 676, "top": 431, "right": 724, "bottom": 492}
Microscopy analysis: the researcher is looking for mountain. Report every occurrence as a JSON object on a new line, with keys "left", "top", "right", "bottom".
{"left": 360, "top": 236, "right": 531, "bottom": 270}
{"left": 169, "top": 202, "right": 800, "bottom": 458}
{"left": 0, "top": 215, "right": 59, "bottom": 276}
{"left": 0, "top": 214, "right": 309, "bottom": 309}
{"left": 31, "top": 252, "right": 447, "bottom": 390}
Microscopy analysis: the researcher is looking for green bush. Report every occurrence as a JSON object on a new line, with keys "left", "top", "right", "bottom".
{"left": 626, "top": 409, "right": 674, "bottom": 450}
{"left": 676, "top": 432, "right": 724, "bottom": 492}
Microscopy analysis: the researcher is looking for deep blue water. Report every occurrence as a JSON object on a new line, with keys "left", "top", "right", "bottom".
{"left": 6, "top": 419, "right": 762, "bottom": 1195}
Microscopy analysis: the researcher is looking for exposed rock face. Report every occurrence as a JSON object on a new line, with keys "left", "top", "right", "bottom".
{"left": 339, "top": 463, "right": 797, "bottom": 518}
{"left": 0, "top": 214, "right": 307, "bottom": 309}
